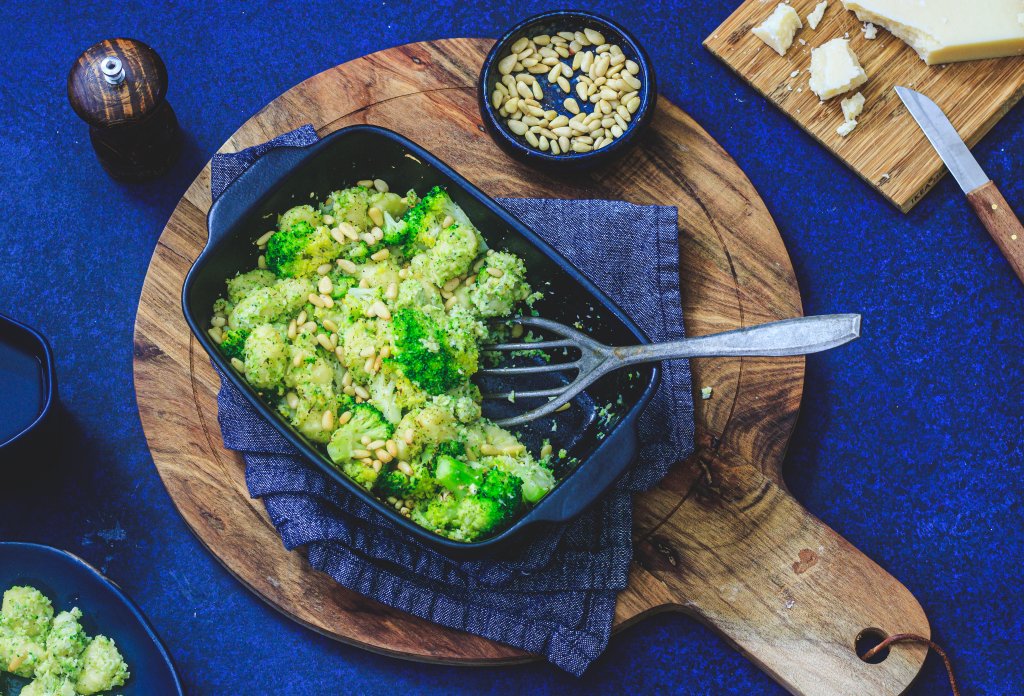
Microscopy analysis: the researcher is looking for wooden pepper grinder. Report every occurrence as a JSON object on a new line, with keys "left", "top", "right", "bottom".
{"left": 67, "top": 38, "right": 181, "bottom": 181}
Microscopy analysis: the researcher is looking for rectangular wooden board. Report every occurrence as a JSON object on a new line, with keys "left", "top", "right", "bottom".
{"left": 704, "top": 0, "right": 1024, "bottom": 212}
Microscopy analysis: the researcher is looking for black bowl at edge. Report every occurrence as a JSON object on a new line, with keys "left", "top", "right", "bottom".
{"left": 182, "top": 125, "right": 660, "bottom": 554}
{"left": 0, "top": 313, "right": 58, "bottom": 460}
{"left": 478, "top": 10, "right": 658, "bottom": 172}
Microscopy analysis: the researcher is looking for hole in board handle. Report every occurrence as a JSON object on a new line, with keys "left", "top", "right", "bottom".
{"left": 856, "top": 627, "right": 891, "bottom": 664}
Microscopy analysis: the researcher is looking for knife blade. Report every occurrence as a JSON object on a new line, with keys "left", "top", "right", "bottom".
{"left": 897, "top": 86, "right": 1024, "bottom": 285}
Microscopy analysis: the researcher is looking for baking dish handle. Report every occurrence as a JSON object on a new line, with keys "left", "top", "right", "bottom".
{"left": 206, "top": 142, "right": 319, "bottom": 251}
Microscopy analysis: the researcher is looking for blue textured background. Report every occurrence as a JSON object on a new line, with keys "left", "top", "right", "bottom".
{"left": 1, "top": 1, "right": 1021, "bottom": 693}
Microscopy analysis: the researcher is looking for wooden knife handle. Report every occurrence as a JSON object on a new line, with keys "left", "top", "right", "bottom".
{"left": 966, "top": 180, "right": 1024, "bottom": 285}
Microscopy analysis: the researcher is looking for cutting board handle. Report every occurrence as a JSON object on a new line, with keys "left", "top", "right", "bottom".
{"left": 628, "top": 444, "right": 931, "bottom": 696}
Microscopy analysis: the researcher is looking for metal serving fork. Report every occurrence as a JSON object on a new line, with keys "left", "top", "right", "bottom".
{"left": 480, "top": 314, "right": 861, "bottom": 427}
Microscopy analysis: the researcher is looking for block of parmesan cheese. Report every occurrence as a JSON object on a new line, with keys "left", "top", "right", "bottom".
{"left": 752, "top": 3, "right": 804, "bottom": 56}
{"left": 809, "top": 39, "right": 869, "bottom": 100}
{"left": 842, "top": 0, "right": 1024, "bottom": 64}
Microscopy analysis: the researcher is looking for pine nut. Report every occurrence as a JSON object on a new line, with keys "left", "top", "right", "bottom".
{"left": 385, "top": 282, "right": 398, "bottom": 300}
{"left": 564, "top": 97, "right": 580, "bottom": 114}
{"left": 368, "top": 207, "right": 384, "bottom": 227}
{"left": 317, "top": 334, "right": 333, "bottom": 350}
{"left": 354, "top": 386, "right": 369, "bottom": 400}
{"left": 211, "top": 315, "right": 226, "bottom": 327}
{"left": 286, "top": 391, "right": 300, "bottom": 409}
{"left": 230, "top": 357, "right": 245, "bottom": 372}
{"left": 557, "top": 76, "right": 570, "bottom": 93}
{"left": 287, "top": 319, "right": 297, "bottom": 339}
{"left": 301, "top": 321, "right": 316, "bottom": 333}
{"left": 370, "top": 248, "right": 390, "bottom": 262}
{"left": 318, "top": 276, "right": 333, "bottom": 294}
{"left": 256, "top": 230, "right": 275, "bottom": 246}
{"left": 357, "top": 179, "right": 373, "bottom": 188}
{"left": 208, "top": 327, "right": 223, "bottom": 343}
{"left": 584, "top": 28, "right": 605, "bottom": 45}
{"left": 508, "top": 119, "right": 528, "bottom": 136}
{"left": 626, "top": 59, "right": 640, "bottom": 75}
{"left": 337, "top": 258, "right": 358, "bottom": 274}
{"left": 353, "top": 448, "right": 371, "bottom": 459}
{"left": 322, "top": 410, "right": 335, "bottom": 430}
{"left": 373, "top": 179, "right": 389, "bottom": 193}
{"left": 510, "top": 37, "right": 529, "bottom": 53}
{"left": 308, "top": 293, "right": 324, "bottom": 308}
{"left": 338, "top": 410, "right": 353, "bottom": 425}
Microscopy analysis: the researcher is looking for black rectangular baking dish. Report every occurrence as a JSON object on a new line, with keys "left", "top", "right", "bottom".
{"left": 182, "top": 125, "right": 660, "bottom": 552}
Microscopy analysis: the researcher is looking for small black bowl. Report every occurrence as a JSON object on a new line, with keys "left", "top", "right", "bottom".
{"left": 0, "top": 313, "right": 57, "bottom": 460}
{"left": 479, "top": 10, "right": 657, "bottom": 172}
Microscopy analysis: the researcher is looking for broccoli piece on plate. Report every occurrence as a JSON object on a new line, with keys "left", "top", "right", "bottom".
{"left": 327, "top": 402, "right": 395, "bottom": 488}
{"left": 226, "top": 269, "right": 277, "bottom": 304}
{"left": 389, "top": 307, "right": 463, "bottom": 395}
{"left": 481, "top": 454, "right": 554, "bottom": 503}
{"left": 410, "top": 222, "right": 481, "bottom": 286}
{"left": 75, "top": 635, "right": 129, "bottom": 695}
{"left": 266, "top": 220, "right": 340, "bottom": 278}
{"left": 278, "top": 204, "right": 323, "bottom": 231}
{"left": 478, "top": 468, "right": 524, "bottom": 516}
{"left": 219, "top": 327, "right": 250, "bottom": 361}
{"left": 402, "top": 186, "right": 475, "bottom": 254}
{"left": 412, "top": 494, "right": 513, "bottom": 541}
{"left": 376, "top": 460, "right": 435, "bottom": 499}
{"left": 243, "top": 324, "right": 288, "bottom": 390}
{"left": 468, "top": 251, "right": 532, "bottom": 318}
{"left": 434, "top": 454, "right": 482, "bottom": 493}
{"left": 436, "top": 439, "right": 466, "bottom": 460}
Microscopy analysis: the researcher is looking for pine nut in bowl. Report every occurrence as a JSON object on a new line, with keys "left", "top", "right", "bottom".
{"left": 478, "top": 10, "right": 657, "bottom": 171}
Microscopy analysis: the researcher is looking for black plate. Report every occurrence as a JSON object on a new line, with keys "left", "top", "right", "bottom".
{"left": 182, "top": 125, "right": 659, "bottom": 552}
{"left": 0, "top": 543, "right": 183, "bottom": 695}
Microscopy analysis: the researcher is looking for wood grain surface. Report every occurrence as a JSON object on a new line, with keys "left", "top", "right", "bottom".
{"left": 704, "top": 0, "right": 1024, "bottom": 213}
{"left": 133, "top": 38, "right": 931, "bottom": 694}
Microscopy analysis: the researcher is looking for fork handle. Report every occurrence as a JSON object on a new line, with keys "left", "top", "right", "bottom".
{"left": 617, "top": 314, "right": 861, "bottom": 365}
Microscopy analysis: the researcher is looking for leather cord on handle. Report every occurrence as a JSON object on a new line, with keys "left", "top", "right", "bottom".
{"left": 860, "top": 633, "right": 960, "bottom": 696}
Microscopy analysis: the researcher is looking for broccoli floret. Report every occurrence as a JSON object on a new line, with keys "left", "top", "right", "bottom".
{"left": 220, "top": 327, "right": 250, "bottom": 360}
{"left": 435, "top": 455, "right": 482, "bottom": 493}
{"left": 327, "top": 402, "right": 395, "bottom": 466}
{"left": 437, "top": 440, "right": 466, "bottom": 459}
{"left": 444, "top": 306, "right": 488, "bottom": 378}
{"left": 327, "top": 269, "right": 357, "bottom": 300}
{"left": 394, "top": 403, "right": 461, "bottom": 460}
{"left": 36, "top": 608, "right": 88, "bottom": 681}
{"left": 469, "top": 251, "right": 532, "bottom": 317}
{"left": 376, "top": 460, "right": 435, "bottom": 499}
{"left": 266, "top": 221, "right": 340, "bottom": 278}
{"left": 410, "top": 222, "right": 481, "bottom": 286}
{"left": 402, "top": 186, "right": 474, "bottom": 254}
{"left": 381, "top": 210, "right": 410, "bottom": 246}
{"left": 389, "top": 308, "right": 463, "bottom": 395}
{"left": 278, "top": 204, "right": 323, "bottom": 231}
{"left": 412, "top": 495, "right": 511, "bottom": 541}
{"left": 481, "top": 454, "right": 554, "bottom": 503}
{"left": 243, "top": 324, "right": 288, "bottom": 389}
{"left": 394, "top": 278, "right": 442, "bottom": 312}
{"left": 326, "top": 186, "right": 373, "bottom": 232}
{"left": 227, "top": 269, "right": 277, "bottom": 303}
{"left": 479, "top": 468, "right": 524, "bottom": 516}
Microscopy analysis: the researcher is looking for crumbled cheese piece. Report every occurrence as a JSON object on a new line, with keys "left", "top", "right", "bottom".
{"left": 701, "top": 387, "right": 713, "bottom": 400}
{"left": 752, "top": 3, "right": 804, "bottom": 56}
{"left": 862, "top": 22, "right": 878, "bottom": 39}
{"left": 807, "top": 1, "right": 829, "bottom": 29}
{"left": 837, "top": 121, "right": 858, "bottom": 136}
{"left": 842, "top": 91, "right": 865, "bottom": 121}
{"left": 837, "top": 92, "right": 865, "bottom": 137}
{"left": 809, "top": 38, "right": 868, "bottom": 100}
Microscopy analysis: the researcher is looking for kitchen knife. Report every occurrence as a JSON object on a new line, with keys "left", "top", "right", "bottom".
{"left": 896, "top": 86, "right": 1024, "bottom": 285}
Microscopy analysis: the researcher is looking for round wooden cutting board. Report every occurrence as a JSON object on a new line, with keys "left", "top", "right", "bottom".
{"left": 133, "top": 39, "right": 930, "bottom": 695}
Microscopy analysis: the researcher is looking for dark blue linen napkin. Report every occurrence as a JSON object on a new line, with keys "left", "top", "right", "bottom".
{"left": 210, "top": 127, "right": 694, "bottom": 675}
